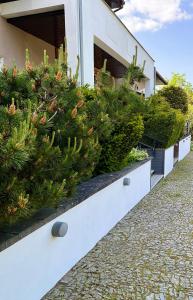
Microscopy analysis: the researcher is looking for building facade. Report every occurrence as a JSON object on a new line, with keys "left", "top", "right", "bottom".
{"left": 0, "top": 0, "right": 159, "bottom": 96}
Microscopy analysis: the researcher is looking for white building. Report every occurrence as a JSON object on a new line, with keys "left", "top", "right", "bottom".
{"left": 0, "top": 0, "right": 166, "bottom": 96}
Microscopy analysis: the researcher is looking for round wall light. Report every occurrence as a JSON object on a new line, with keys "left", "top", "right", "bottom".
{"left": 52, "top": 222, "right": 68, "bottom": 237}
{"left": 123, "top": 177, "right": 130, "bottom": 186}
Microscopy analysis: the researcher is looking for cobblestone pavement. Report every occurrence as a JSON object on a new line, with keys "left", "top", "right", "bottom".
{"left": 44, "top": 153, "right": 193, "bottom": 300}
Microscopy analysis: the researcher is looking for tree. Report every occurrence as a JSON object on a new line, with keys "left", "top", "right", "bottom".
{"left": 158, "top": 85, "right": 188, "bottom": 114}
{"left": 142, "top": 95, "right": 185, "bottom": 148}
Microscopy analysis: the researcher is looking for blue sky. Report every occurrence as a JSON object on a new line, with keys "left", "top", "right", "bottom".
{"left": 117, "top": 0, "right": 193, "bottom": 84}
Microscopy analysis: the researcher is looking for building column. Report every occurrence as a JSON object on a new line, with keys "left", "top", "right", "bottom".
{"left": 145, "top": 78, "right": 155, "bottom": 97}
{"left": 78, "top": 0, "right": 95, "bottom": 86}
{"left": 63, "top": 0, "right": 81, "bottom": 80}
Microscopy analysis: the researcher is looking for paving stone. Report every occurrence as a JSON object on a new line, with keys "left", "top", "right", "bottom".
{"left": 44, "top": 152, "right": 193, "bottom": 300}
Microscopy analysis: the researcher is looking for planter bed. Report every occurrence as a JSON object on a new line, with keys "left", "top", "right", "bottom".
{"left": 178, "top": 135, "right": 191, "bottom": 161}
{"left": 0, "top": 158, "right": 151, "bottom": 300}
{"left": 147, "top": 145, "right": 174, "bottom": 177}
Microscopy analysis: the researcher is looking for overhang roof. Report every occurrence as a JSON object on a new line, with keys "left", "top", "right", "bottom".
{"left": 8, "top": 10, "right": 65, "bottom": 48}
{"left": 0, "top": 0, "right": 17, "bottom": 2}
{"left": 156, "top": 71, "right": 168, "bottom": 85}
{"left": 0, "top": 0, "right": 125, "bottom": 8}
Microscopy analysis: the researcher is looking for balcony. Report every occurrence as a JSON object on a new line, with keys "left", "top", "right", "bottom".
{"left": 0, "top": 0, "right": 155, "bottom": 96}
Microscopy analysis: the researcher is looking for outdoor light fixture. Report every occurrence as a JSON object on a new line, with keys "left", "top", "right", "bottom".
{"left": 123, "top": 178, "right": 130, "bottom": 186}
{"left": 111, "top": 0, "right": 125, "bottom": 11}
{"left": 111, "top": 0, "right": 118, "bottom": 8}
{"left": 52, "top": 222, "right": 68, "bottom": 237}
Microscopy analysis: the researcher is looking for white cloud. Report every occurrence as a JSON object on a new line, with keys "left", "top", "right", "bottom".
{"left": 117, "top": 0, "right": 191, "bottom": 32}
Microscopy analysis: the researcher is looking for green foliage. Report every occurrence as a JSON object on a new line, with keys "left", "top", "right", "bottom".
{"left": 169, "top": 73, "right": 193, "bottom": 136}
{"left": 158, "top": 85, "right": 188, "bottom": 114}
{"left": 95, "top": 68, "right": 146, "bottom": 173}
{"left": 187, "top": 104, "right": 193, "bottom": 137}
{"left": 0, "top": 102, "right": 68, "bottom": 224}
{"left": 1, "top": 45, "right": 187, "bottom": 225}
{"left": 169, "top": 73, "right": 193, "bottom": 103}
{"left": 97, "top": 114, "right": 144, "bottom": 173}
{"left": 95, "top": 59, "right": 115, "bottom": 89}
{"left": 124, "top": 46, "right": 146, "bottom": 86}
{"left": 0, "top": 47, "right": 111, "bottom": 224}
{"left": 143, "top": 95, "right": 185, "bottom": 148}
{"left": 127, "top": 148, "right": 148, "bottom": 164}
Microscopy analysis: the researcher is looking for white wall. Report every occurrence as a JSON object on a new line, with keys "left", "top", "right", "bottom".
{"left": 0, "top": 15, "right": 55, "bottom": 68}
{"left": 0, "top": 0, "right": 80, "bottom": 73}
{"left": 0, "top": 0, "right": 155, "bottom": 95}
{"left": 179, "top": 135, "right": 191, "bottom": 161}
{"left": 0, "top": 160, "right": 151, "bottom": 300}
{"left": 164, "top": 146, "right": 174, "bottom": 177}
{"left": 81, "top": 0, "right": 155, "bottom": 95}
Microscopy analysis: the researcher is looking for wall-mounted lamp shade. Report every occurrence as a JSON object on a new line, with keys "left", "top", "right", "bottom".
{"left": 123, "top": 178, "right": 130, "bottom": 186}
{"left": 52, "top": 222, "right": 68, "bottom": 237}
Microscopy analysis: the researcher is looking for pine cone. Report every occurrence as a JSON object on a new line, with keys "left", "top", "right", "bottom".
{"left": 71, "top": 107, "right": 78, "bottom": 119}
{"left": 31, "top": 112, "right": 38, "bottom": 124}
{"left": 88, "top": 127, "right": 94, "bottom": 136}
{"left": 77, "top": 100, "right": 84, "bottom": 108}
{"left": 48, "top": 99, "right": 58, "bottom": 112}
{"left": 8, "top": 102, "right": 16, "bottom": 115}
{"left": 12, "top": 67, "right": 17, "bottom": 78}
{"left": 40, "top": 115, "right": 47, "bottom": 125}
{"left": 55, "top": 71, "right": 62, "bottom": 81}
{"left": 26, "top": 62, "right": 33, "bottom": 72}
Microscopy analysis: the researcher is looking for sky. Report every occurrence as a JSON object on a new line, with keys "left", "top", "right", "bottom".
{"left": 117, "top": 0, "right": 193, "bottom": 84}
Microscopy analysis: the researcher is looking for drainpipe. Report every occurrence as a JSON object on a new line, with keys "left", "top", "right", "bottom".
{"left": 78, "top": 0, "right": 84, "bottom": 85}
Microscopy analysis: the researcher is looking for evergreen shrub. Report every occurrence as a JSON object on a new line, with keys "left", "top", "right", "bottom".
{"left": 143, "top": 95, "right": 185, "bottom": 148}
{"left": 158, "top": 85, "right": 188, "bottom": 114}
{"left": 0, "top": 48, "right": 111, "bottom": 224}
{"left": 95, "top": 85, "right": 145, "bottom": 173}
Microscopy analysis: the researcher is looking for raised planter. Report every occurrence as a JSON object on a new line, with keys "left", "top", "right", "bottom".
{"left": 0, "top": 159, "right": 151, "bottom": 300}
{"left": 178, "top": 135, "right": 191, "bottom": 161}
{"left": 164, "top": 145, "right": 175, "bottom": 177}
{"left": 147, "top": 145, "right": 174, "bottom": 177}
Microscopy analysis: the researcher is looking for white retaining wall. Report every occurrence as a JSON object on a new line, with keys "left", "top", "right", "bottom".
{"left": 164, "top": 146, "right": 174, "bottom": 177}
{"left": 0, "top": 160, "right": 151, "bottom": 300}
{"left": 179, "top": 135, "right": 191, "bottom": 161}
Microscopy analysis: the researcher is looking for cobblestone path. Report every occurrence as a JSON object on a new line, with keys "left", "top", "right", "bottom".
{"left": 44, "top": 152, "right": 193, "bottom": 300}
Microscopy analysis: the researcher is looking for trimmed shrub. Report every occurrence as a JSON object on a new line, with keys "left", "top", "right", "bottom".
{"left": 94, "top": 80, "right": 145, "bottom": 173}
{"left": 143, "top": 95, "right": 185, "bottom": 148}
{"left": 97, "top": 114, "right": 144, "bottom": 173}
{"left": 158, "top": 86, "right": 188, "bottom": 114}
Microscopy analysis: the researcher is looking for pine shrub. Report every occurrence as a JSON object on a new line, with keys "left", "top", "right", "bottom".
{"left": 0, "top": 101, "right": 68, "bottom": 224}
{"left": 0, "top": 47, "right": 111, "bottom": 224}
